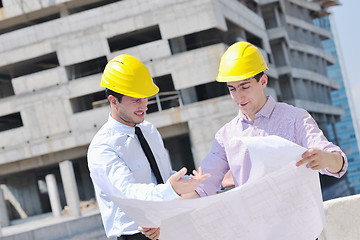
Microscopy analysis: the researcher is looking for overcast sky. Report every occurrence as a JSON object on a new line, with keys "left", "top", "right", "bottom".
{"left": 331, "top": 1, "right": 360, "bottom": 124}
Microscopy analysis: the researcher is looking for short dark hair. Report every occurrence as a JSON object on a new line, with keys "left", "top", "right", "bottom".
{"left": 105, "top": 88, "right": 124, "bottom": 103}
{"left": 253, "top": 72, "right": 264, "bottom": 82}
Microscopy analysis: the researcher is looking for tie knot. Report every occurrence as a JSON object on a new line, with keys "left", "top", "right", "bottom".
{"left": 134, "top": 126, "right": 142, "bottom": 136}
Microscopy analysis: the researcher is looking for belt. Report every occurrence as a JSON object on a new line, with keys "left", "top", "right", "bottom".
{"left": 117, "top": 232, "right": 150, "bottom": 240}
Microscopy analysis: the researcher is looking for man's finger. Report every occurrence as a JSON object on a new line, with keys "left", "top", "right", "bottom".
{"left": 296, "top": 158, "right": 310, "bottom": 167}
{"left": 138, "top": 227, "right": 156, "bottom": 233}
{"left": 301, "top": 148, "right": 320, "bottom": 158}
{"left": 173, "top": 167, "right": 187, "bottom": 181}
{"left": 138, "top": 227, "right": 160, "bottom": 240}
{"left": 297, "top": 152, "right": 316, "bottom": 167}
{"left": 148, "top": 228, "right": 160, "bottom": 239}
{"left": 198, "top": 166, "right": 204, "bottom": 174}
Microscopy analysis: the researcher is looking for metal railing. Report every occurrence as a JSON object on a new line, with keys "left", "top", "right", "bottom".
{"left": 148, "top": 91, "right": 182, "bottom": 112}
{"left": 91, "top": 90, "right": 182, "bottom": 113}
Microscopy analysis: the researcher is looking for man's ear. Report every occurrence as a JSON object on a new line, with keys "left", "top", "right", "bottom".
{"left": 108, "top": 95, "right": 118, "bottom": 105}
{"left": 260, "top": 74, "right": 268, "bottom": 88}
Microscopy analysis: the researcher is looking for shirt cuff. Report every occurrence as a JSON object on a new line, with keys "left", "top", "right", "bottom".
{"left": 195, "top": 186, "right": 208, "bottom": 197}
{"left": 159, "top": 180, "right": 180, "bottom": 201}
{"left": 320, "top": 151, "right": 347, "bottom": 178}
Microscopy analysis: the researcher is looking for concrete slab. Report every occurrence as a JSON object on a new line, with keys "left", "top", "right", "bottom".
{"left": 1, "top": 209, "right": 113, "bottom": 240}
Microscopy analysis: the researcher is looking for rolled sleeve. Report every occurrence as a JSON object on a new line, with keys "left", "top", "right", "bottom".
{"left": 296, "top": 110, "right": 348, "bottom": 178}
{"left": 319, "top": 150, "right": 347, "bottom": 178}
{"left": 160, "top": 180, "right": 180, "bottom": 200}
{"left": 196, "top": 138, "right": 229, "bottom": 196}
{"left": 88, "top": 143, "right": 179, "bottom": 201}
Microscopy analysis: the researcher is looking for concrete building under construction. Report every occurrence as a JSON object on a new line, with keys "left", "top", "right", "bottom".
{"left": 0, "top": 0, "right": 349, "bottom": 238}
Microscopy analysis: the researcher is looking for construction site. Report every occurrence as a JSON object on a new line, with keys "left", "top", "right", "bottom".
{"left": 0, "top": 0, "right": 358, "bottom": 239}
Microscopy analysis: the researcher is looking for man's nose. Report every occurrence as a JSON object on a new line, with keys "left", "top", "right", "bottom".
{"left": 140, "top": 98, "right": 148, "bottom": 110}
{"left": 234, "top": 89, "right": 245, "bottom": 100}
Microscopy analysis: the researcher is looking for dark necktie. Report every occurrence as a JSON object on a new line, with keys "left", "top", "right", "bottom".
{"left": 134, "top": 126, "right": 164, "bottom": 184}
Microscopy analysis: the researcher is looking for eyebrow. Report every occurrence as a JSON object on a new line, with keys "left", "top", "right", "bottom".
{"left": 227, "top": 81, "right": 251, "bottom": 88}
{"left": 130, "top": 97, "right": 142, "bottom": 102}
{"left": 130, "top": 97, "right": 143, "bottom": 100}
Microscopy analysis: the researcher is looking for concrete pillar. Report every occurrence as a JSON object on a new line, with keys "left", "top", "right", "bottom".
{"left": 59, "top": 4, "right": 69, "bottom": 17}
{"left": 281, "top": 41, "right": 291, "bottom": 67}
{"left": 45, "top": 174, "right": 62, "bottom": 217}
{"left": 59, "top": 160, "right": 81, "bottom": 217}
{"left": 274, "top": 5, "right": 281, "bottom": 27}
{"left": 0, "top": 185, "right": 10, "bottom": 228}
{"left": 168, "top": 36, "right": 186, "bottom": 54}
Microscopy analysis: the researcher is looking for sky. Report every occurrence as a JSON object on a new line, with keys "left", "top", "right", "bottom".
{"left": 331, "top": 1, "right": 360, "bottom": 124}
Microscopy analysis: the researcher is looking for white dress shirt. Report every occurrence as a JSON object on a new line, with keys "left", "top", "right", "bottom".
{"left": 88, "top": 115, "right": 179, "bottom": 238}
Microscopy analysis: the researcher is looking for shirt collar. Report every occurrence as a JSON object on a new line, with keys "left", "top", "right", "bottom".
{"left": 257, "top": 96, "right": 276, "bottom": 119}
{"left": 237, "top": 96, "right": 276, "bottom": 121}
{"left": 107, "top": 113, "right": 137, "bottom": 137}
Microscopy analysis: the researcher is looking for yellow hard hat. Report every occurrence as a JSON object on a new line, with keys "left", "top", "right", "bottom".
{"left": 216, "top": 42, "right": 268, "bottom": 82}
{"left": 100, "top": 54, "right": 159, "bottom": 98}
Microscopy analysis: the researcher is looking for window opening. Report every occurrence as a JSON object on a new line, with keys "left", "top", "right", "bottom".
{"left": 70, "top": 91, "right": 107, "bottom": 113}
{"left": 65, "top": 56, "right": 107, "bottom": 81}
{"left": 0, "top": 112, "right": 23, "bottom": 132}
{"left": 108, "top": 25, "right": 162, "bottom": 52}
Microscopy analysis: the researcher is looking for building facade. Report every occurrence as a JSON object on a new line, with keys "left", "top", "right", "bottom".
{"left": 314, "top": 13, "right": 360, "bottom": 196}
{"left": 261, "top": 0, "right": 351, "bottom": 199}
{"left": 0, "top": 0, "right": 349, "bottom": 237}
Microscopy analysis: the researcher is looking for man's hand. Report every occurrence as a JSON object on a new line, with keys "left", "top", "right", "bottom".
{"left": 296, "top": 149, "right": 344, "bottom": 173}
{"left": 221, "top": 170, "right": 235, "bottom": 190}
{"left": 169, "top": 166, "right": 210, "bottom": 195}
{"left": 178, "top": 191, "right": 200, "bottom": 200}
{"left": 138, "top": 227, "right": 159, "bottom": 240}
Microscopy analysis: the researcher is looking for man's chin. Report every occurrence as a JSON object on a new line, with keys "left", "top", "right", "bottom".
{"left": 134, "top": 117, "right": 145, "bottom": 124}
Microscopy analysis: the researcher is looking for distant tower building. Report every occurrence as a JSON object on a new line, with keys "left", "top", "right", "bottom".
{"left": 260, "top": 0, "right": 350, "bottom": 199}
{"left": 314, "top": 13, "right": 360, "bottom": 196}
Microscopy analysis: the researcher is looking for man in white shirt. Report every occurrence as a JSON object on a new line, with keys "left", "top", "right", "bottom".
{"left": 88, "top": 54, "right": 209, "bottom": 240}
